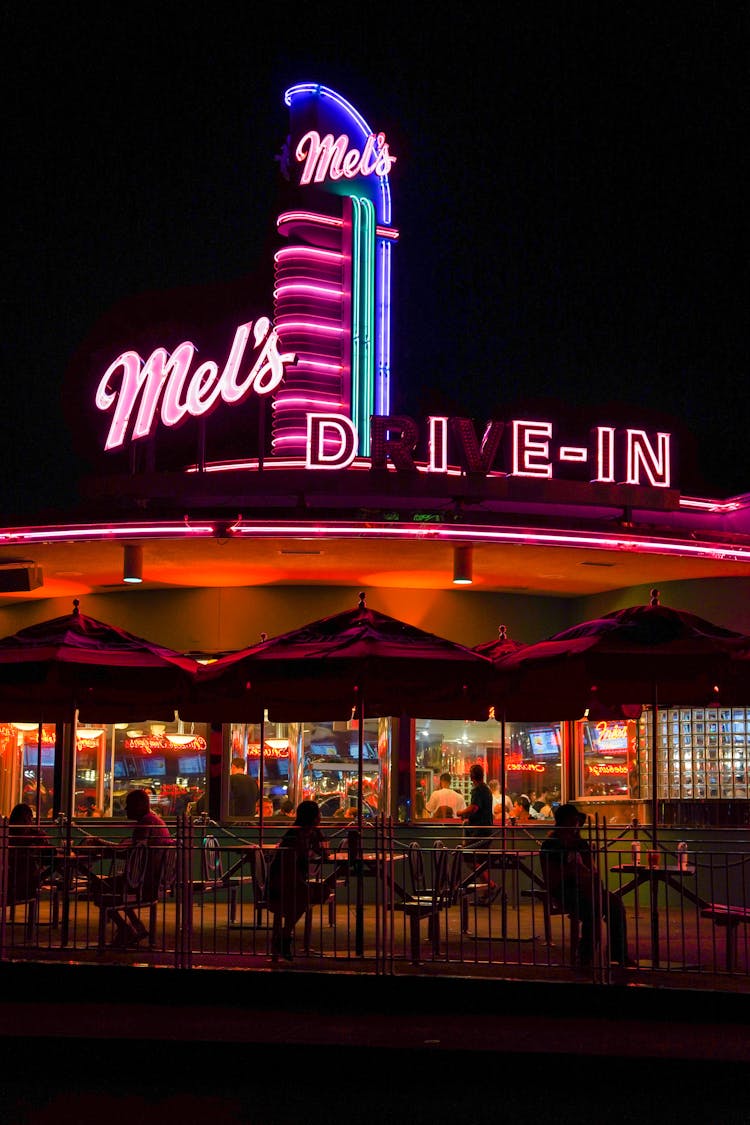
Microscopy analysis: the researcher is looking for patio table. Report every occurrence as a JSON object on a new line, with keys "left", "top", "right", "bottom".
{"left": 611, "top": 862, "right": 709, "bottom": 968}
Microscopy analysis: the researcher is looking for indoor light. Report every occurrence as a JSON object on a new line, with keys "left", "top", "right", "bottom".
{"left": 452, "top": 545, "right": 473, "bottom": 585}
{"left": 123, "top": 544, "right": 143, "bottom": 584}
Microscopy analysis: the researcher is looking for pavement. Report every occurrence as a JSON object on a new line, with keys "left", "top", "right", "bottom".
{"left": 1, "top": 961, "right": 749, "bottom": 1124}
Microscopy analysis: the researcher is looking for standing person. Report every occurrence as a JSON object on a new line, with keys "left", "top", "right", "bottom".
{"left": 457, "top": 763, "right": 497, "bottom": 901}
{"left": 229, "top": 756, "right": 259, "bottom": 818}
{"left": 267, "top": 799, "right": 337, "bottom": 961}
{"left": 425, "top": 772, "right": 466, "bottom": 818}
{"left": 540, "top": 803, "right": 633, "bottom": 968}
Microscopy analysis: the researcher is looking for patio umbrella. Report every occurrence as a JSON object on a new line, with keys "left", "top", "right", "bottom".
{"left": 0, "top": 599, "right": 199, "bottom": 944}
{"left": 190, "top": 592, "right": 495, "bottom": 953}
{"left": 192, "top": 591, "right": 494, "bottom": 727}
{"left": 494, "top": 589, "right": 750, "bottom": 840}
{"left": 0, "top": 599, "right": 199, "bottom": 815}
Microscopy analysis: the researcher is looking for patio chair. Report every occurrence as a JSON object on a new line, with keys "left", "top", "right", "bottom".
{"left": 95, "top": 842, "right": 176, "bottom": 950}
{"left": 407, "top": 840, "right": 446, "bottom": 897}
{"left": 394, "top": 845, "right": 450, "bottom": 964}
{"left": 192, "top": 834, "right": 252, "bottom": 925}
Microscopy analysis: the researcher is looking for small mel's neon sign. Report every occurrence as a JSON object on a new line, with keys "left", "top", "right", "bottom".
{"left": 296, "top": 130, "right": 397, "bottom": 185}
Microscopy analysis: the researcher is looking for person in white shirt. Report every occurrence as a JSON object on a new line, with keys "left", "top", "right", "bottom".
{"left": 425, "top": 773, "right": 467, "bottom": 818}
{"left": 489, "top": 779, "right": 514, "bottom": 822}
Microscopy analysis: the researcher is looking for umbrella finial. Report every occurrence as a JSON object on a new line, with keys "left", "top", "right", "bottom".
{"left": 72, "top": 599, "right": 80, "bottom": 616}
{"left": 498, "top": 625, "right": 507, "bottom": 641}
{"left": 650, "top": 588, "right": 660, "bottom": 607}
{"left": 358, "top": 591, "right": 366, "bottom": 609}
{"left": 260, "top": 632, "right": 268, "bottom": 643}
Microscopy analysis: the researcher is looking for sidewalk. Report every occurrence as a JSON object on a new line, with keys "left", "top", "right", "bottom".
{"left": 1, "top": 962, "right": 749, "bottom": 1123}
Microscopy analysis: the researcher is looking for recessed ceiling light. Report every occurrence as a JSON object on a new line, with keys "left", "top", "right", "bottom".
{"left": 581, "top": 561, "right": 616, "bottom": 568}
{"left": 280, "top": 549, "right": 322, "bottom": 555}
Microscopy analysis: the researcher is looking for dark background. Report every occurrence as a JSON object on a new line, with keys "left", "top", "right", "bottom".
{"left": 4, "top": 4, "right": 747, "bottom": 516}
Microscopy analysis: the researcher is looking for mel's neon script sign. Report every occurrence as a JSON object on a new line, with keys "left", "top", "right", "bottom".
{"left": 296, "top": 130, "right": 396, "bottom": 185}
{"left": 96, "top": 319, "right": 296, "bottom": 451}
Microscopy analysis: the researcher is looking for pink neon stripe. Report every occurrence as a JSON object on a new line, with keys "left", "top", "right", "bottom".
{"left": 274, "top": 283, "right": 343, "bottom": 299}
{"left": 277, "top": 211, "right": 399, "bottom": 240}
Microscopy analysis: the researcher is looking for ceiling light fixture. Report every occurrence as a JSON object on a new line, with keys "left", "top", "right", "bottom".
{"left": 123, "top": 545, "right": 143, "bottom": 584}
{"left": 452, "top": 545, "right": 473, "bottom": 585}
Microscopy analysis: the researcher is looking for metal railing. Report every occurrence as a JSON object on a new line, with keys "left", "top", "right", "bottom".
{"left": 1, "top": 815, "right": 749, "bottom": 989}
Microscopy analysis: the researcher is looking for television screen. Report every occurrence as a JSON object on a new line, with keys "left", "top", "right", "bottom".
{"left": 113, "top": 760, "right": 127, "bottom": 780}
{"left": 528, "top": 728, "right": 561, "bottom": 757}
{"left": 139, "top": 756, "right": 166, "bottom": 777}
{"left": 23, "top": 747, "right": 55, "bottom": 768}
{"left": 179, "top": 754, "right": 206, "bottom": 775}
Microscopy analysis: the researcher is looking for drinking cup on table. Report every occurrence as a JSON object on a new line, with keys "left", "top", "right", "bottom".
{"left": 647, "top": 850, "right": 661, "bottom": 869}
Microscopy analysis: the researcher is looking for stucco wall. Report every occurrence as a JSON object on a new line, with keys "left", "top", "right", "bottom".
{"left": 0, "top": 575, "right": 746, "bottom": 652}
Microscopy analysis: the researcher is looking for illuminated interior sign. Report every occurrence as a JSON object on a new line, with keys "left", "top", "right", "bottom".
{"left": 588, "top": 763, "right": 629, "bottom": 777}
{"left": 590, "top": 720, "right": 634, "bottom": 752}
{"left": 96, "top": 320, "right": 296, "bottom": 451}
{"left": 247, "top": 741, "right": 289, "bottom": 759}
{"left": 124, "top": 734, "right": 207, "bottom": 754}
{"left": 507, "top": 761, "right": 546, "bottom": 773}
{"left": 306, "top": 413, "right": 674, "bottom": 488}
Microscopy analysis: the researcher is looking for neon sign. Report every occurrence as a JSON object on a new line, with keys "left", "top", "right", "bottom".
{"left": 507, "top": 761, "right": 546, "bottom": 773}
{"left": 96, "top": 319, "right": 296, "bottom": 451}
{"left": 305, "top": 413, "right": 674, "bottom": 488}
{"left": 588, "top": 763, "right": 629, "bottom": 777}
{"left": 296, "top": 130, "right": 397, "bottom": 185}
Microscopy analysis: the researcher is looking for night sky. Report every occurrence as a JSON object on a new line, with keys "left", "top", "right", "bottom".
{"left": 4, "top": 5, "right": 747, "bottom": 517}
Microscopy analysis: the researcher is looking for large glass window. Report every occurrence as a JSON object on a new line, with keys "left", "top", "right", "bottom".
{"left": 80, "top": 719, "right": 208, "bottom": 818}
{"left": 0, "top": 723, "right": 57, "bottom": 818}
{"left": 580, "top": 718, "right": 638, "bottom": 798}
{"left": 229, "top": 717, "right": 389, "bottom": 819}
{"left": 414, "top": 718, "right": 562, "bottom": 822}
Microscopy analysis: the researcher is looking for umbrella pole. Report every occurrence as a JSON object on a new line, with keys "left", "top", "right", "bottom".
{"left": 61, "top": 708, "right": 78, "bottom": 947}
{"left": 258, "top": 714, "right": 265, "bottom": 849}
{"left": 35, "top": 721, "right": 43, "bottom": 828}
{"left": 500, "top": 712, "right": 507, "bottom": 849}
{"left": 651, "top": 684, "right": 659, "bottom": 852}
{"left": 355, "top": 694, "right": 365, "bottom": 956}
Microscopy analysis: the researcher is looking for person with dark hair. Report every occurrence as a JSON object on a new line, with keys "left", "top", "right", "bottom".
{"left": 229, "top": 756, "right": 259, "bottom": 817}
{"left": 457, "top": 763, "right": 497, "bottom": 902}
{"left": 86, "top": 788, "right": 173, "bottom": 948}
{"left": 267, "top": 800, "right": 337, "bottom": 961}
{"left": 7, "top": 803, "right": 51, "bottom": 905}
{"left": 540, "top": 803, "right": 633, "bottom": 968}
{"left": 425, "top": 772, "right": 466, "bottom": 818}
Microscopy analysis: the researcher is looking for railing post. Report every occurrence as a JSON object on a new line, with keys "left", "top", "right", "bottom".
{"left": 0, "top": 816, "right": 7, "bottom": 962}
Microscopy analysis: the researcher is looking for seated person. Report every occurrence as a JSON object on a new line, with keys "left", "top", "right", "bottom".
{"left": 86, "top": 789, "right": 173, "bottom": 948}
{"left": 540, "top": 802, "right": 632, "bottom": 968}
{"left": 425, "top": 773, "right": 466, "bottom": 818}
{"left": 7, "top": 803, "right": 52, "bottom": 905}
{"left": 267, "top": 800, "right": 337, "bottom": 961}
{"left": 511, "top": 794, "right": 532, "bottom": 824}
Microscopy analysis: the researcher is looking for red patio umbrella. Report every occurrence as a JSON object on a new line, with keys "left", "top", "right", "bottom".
{"left": 191, "top": 592, "right": 495, "bottom": 725}
{"left": 192, "top": 592, "right": 494, "bottom": 953}
{"left": 494, "top": 589, "right": 750, "bottom": 839}
{"left": 0, "top": 599, "right": 199, "bottom": 819}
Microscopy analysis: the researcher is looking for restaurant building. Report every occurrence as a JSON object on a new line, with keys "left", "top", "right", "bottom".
{"left": 1, "top": 83, "right": 748, "bottom": 830}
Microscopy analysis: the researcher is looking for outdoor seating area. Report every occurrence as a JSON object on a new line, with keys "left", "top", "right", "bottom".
{"left": 2, "top": 819, "right": 750, "bottom": 993}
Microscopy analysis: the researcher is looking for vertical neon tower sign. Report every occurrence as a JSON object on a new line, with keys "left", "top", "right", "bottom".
{"left": 273, "top": 84, "right": 398, "bottom": 457}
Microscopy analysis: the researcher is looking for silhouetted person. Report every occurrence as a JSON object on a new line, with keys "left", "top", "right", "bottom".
{"left": 457, "top": 763, "right": 496, "bottom": 900}
{"left": 267, "top": 800, "right": 337, "bottom": 961}
{"left": 540, "top": 802, "right": 632, "bottom": 967}
{"left": 7, "top": 803, "right": 51, "bottom": 905}
{"left": 229, "top": 757, "right": 259, "bottom": 817}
